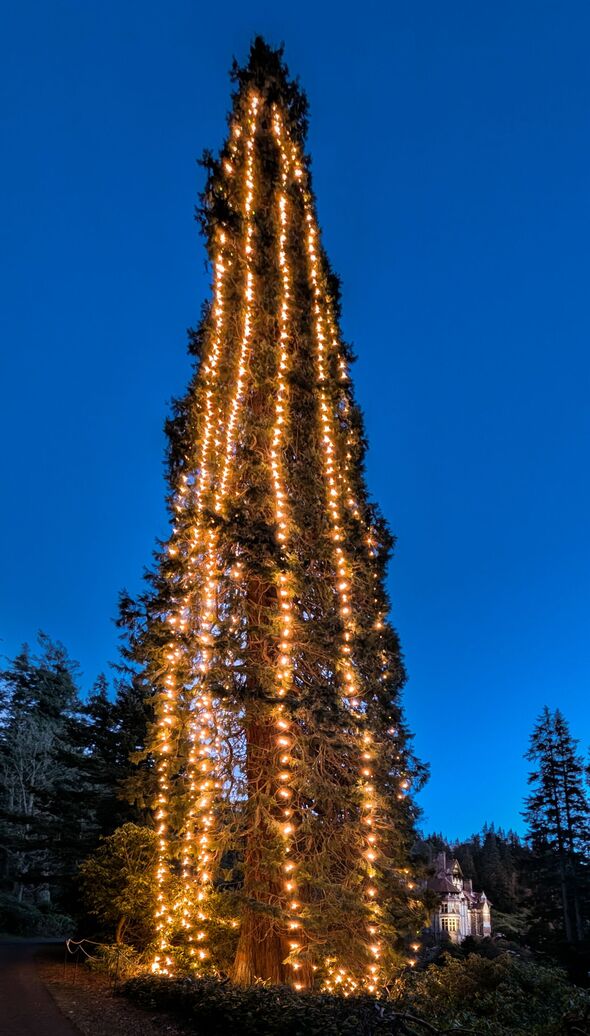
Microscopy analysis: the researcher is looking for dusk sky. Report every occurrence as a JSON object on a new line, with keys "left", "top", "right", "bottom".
{"left": 1, "top": 1, "right": 589, "bottom": 839}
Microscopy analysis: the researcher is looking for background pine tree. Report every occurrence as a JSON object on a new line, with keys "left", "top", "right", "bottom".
{"left": 0, "top": 636, "right": 84, "bottom": 907}
{"left": 0, "top": 634, "right": 148, "bottom": 934}
{"left": 523, "top": 706, "right": 590, "bottom": 951}
{"left": 122, "top": 37, "right": 426, "bottom": 991}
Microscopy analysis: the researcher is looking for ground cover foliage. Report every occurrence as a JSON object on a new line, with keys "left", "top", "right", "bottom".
{"left": 122, "top": 951, "right": 590, "bottom": 1036}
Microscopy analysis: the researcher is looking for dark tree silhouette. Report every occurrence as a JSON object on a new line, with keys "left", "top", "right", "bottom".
{"left": 524, "top": 706, "right": 590, "bottom": 946}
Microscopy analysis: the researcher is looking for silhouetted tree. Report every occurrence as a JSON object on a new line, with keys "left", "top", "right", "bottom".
{"left": 523, "top": 707, "right": 590, "bottom": 947}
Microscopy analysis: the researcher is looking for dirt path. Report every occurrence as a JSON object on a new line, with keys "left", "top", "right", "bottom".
{"left": 0, "top": 941, "right": 79, "bottom": 1036}
{"left": 37, "top": 946, "right": 188, "bottom": 1036}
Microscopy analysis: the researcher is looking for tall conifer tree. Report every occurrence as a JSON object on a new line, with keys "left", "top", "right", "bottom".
{"left": 0, "top": 636, "right": 88, "bottom": 905}
{"left": 524, "top": 707, "right": 590, "bottom": 946}
{"left": 129, "top": 38, "right": 425, "bottom": 991}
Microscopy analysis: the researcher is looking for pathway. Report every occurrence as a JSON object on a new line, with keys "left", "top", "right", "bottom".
{"left": 0, "top": 941, "right": 79, "bottom": 1036}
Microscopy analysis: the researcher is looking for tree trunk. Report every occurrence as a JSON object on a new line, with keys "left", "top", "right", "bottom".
{"left": 231, "top": 715, "right": 289, "bottom": 984}
{"left": 557, "top": 856, "right": 573, "bottom": 944}
{"left": 231, "top": 569, "right": 290, "bottom": 986}
{"left": 566, "top": 856, "right": 584, "bottom": 943}
{"left": 546, "top": 745, "right": 574, "bottom": 944}
{"left": 115, "top": 915, "right": 127, "bottom": 945}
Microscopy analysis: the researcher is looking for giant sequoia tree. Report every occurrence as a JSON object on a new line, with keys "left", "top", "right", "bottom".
{"left": 127, "top": 38, "right": 425, "bottom": 992}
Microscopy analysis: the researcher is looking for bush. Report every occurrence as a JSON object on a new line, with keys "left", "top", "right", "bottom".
{"left": 443, "top": 934, "right": 535, "bottom": 962}
{"left": 87, "top": 943, "right": 145, "bottom": 981}
{"left": 400, "top": 952, "right": 590, "bottom": 1035}
{"left": 0, "top": 892, "right": 74, "bottom": 937}
{"left": 124, "top": 976, "right": 404, "bottom": 1036}
{"left": 122, "top": 954, "right": 590, "bottom": 1036}
{"left": 78, "top": 823, "right": 158, "bottom": 948}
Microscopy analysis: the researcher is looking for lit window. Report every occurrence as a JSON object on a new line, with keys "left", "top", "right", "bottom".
{"left": 441, "top": 916, "right": 457, "bottom": 932}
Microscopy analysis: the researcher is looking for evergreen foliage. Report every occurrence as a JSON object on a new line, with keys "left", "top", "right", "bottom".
{"left": 0, "top": 635, "right": 86, "bottom": 907}
{"left": 79, "top": 822, "right": 158, "bottom": 946}
{"left": 2, "top": 36, "right": 588, "bottom": 1031}
{"left": 421, "top": 706, "right": 590, "bottom": 979}
{"left": 419, "top": 826, "right": 534, "bottom": 941}
{"left": 123, "top": 954, "right": 590, "bottom": 1036}
{"left": 0, "top": 634, "right": 147, "bottom": 927}
{"left": 523, "top": 707, "right": 590, "bottom": 950}
{"left": 400, "top": 952, "right": 589, "bottom": 1035}
{"left": 120, "top": 36, "right": 426, "bottom": 989}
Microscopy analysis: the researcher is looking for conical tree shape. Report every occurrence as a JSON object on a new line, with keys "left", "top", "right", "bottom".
{"left": 524, "top": 707, "right": 590, "bottom": 946}
{"left": 131, "top": 38, "right": 426, "bottom": 992}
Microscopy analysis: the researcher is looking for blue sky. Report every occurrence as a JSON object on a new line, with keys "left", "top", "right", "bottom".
{"left": 1, "top": 1, "right": 589, "bottom": 839}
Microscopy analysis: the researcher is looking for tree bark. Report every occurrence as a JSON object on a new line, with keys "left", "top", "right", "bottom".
{"left": 547, "top": 746, "right": 574, "bottom": 944}
{"left": 231, "top": 713, "right": 289, "bottom": 984}
{"left": 231, "top": 570, "right": 290, "bottom": 985}
{"left": 115, "top": 915, "right": 127, "bottom": 945}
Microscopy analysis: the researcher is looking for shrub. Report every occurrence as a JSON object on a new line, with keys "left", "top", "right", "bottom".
{"left": 399, "top": 952, "right": 590, "bottom": 1035}
{"left": 122, "top": 954, "right": 590, "bottom": 1036}
{"left": 86, "top": 943, "right": 145, "bottom": 981}
{"left": 0, "top": 892, "right": 74, "bottom": 937}
{"left": 78, "top": 823, "right": 158, "bottom": 948}
{"left": 124, "top": 976, "right": 403, "bottom": 1036}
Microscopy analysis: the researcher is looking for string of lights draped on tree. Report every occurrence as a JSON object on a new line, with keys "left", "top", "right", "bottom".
{"left": 128, "top": 37, "right": 426, "bottom": 994}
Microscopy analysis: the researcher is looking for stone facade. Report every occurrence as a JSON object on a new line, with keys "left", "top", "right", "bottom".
{"left": 425, "top": 852, "right": 492, "bottom": 944}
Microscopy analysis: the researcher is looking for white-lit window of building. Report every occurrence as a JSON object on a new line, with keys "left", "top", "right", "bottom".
{"left": 441, "top": 916, "right": 458, "bottom": 933}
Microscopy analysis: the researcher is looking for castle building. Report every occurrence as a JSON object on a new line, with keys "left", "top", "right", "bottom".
{"left": 425, "top": 852, "right": 492, "bottom": 944}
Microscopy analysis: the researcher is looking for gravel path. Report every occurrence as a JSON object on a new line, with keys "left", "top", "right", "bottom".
{"left": 0, "top": 941, "right": 79, "bottom": 1036}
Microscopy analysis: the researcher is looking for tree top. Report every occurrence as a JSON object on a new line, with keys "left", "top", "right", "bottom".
{"left": 230, "top": 36, "right": 309, "bottom": 142}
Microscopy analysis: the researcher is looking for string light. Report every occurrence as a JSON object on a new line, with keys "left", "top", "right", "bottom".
{"left": 148, "top": 73, "right": 416, "bottom": 991}
{"left": 272, "top": 105, "right": 305, "bottom": 987}
{"left": 288, "top": 130, "right": 387, "bottom": 993}
{"left": 151, "top": 95, "right": 259, "bottom": 976}
{"left": 216, "top": 95, "right": 259, "bottom": 511}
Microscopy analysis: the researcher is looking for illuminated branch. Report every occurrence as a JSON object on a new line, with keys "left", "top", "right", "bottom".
{"left": 134, "top": 38, "right": 424, "bottom": 991}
